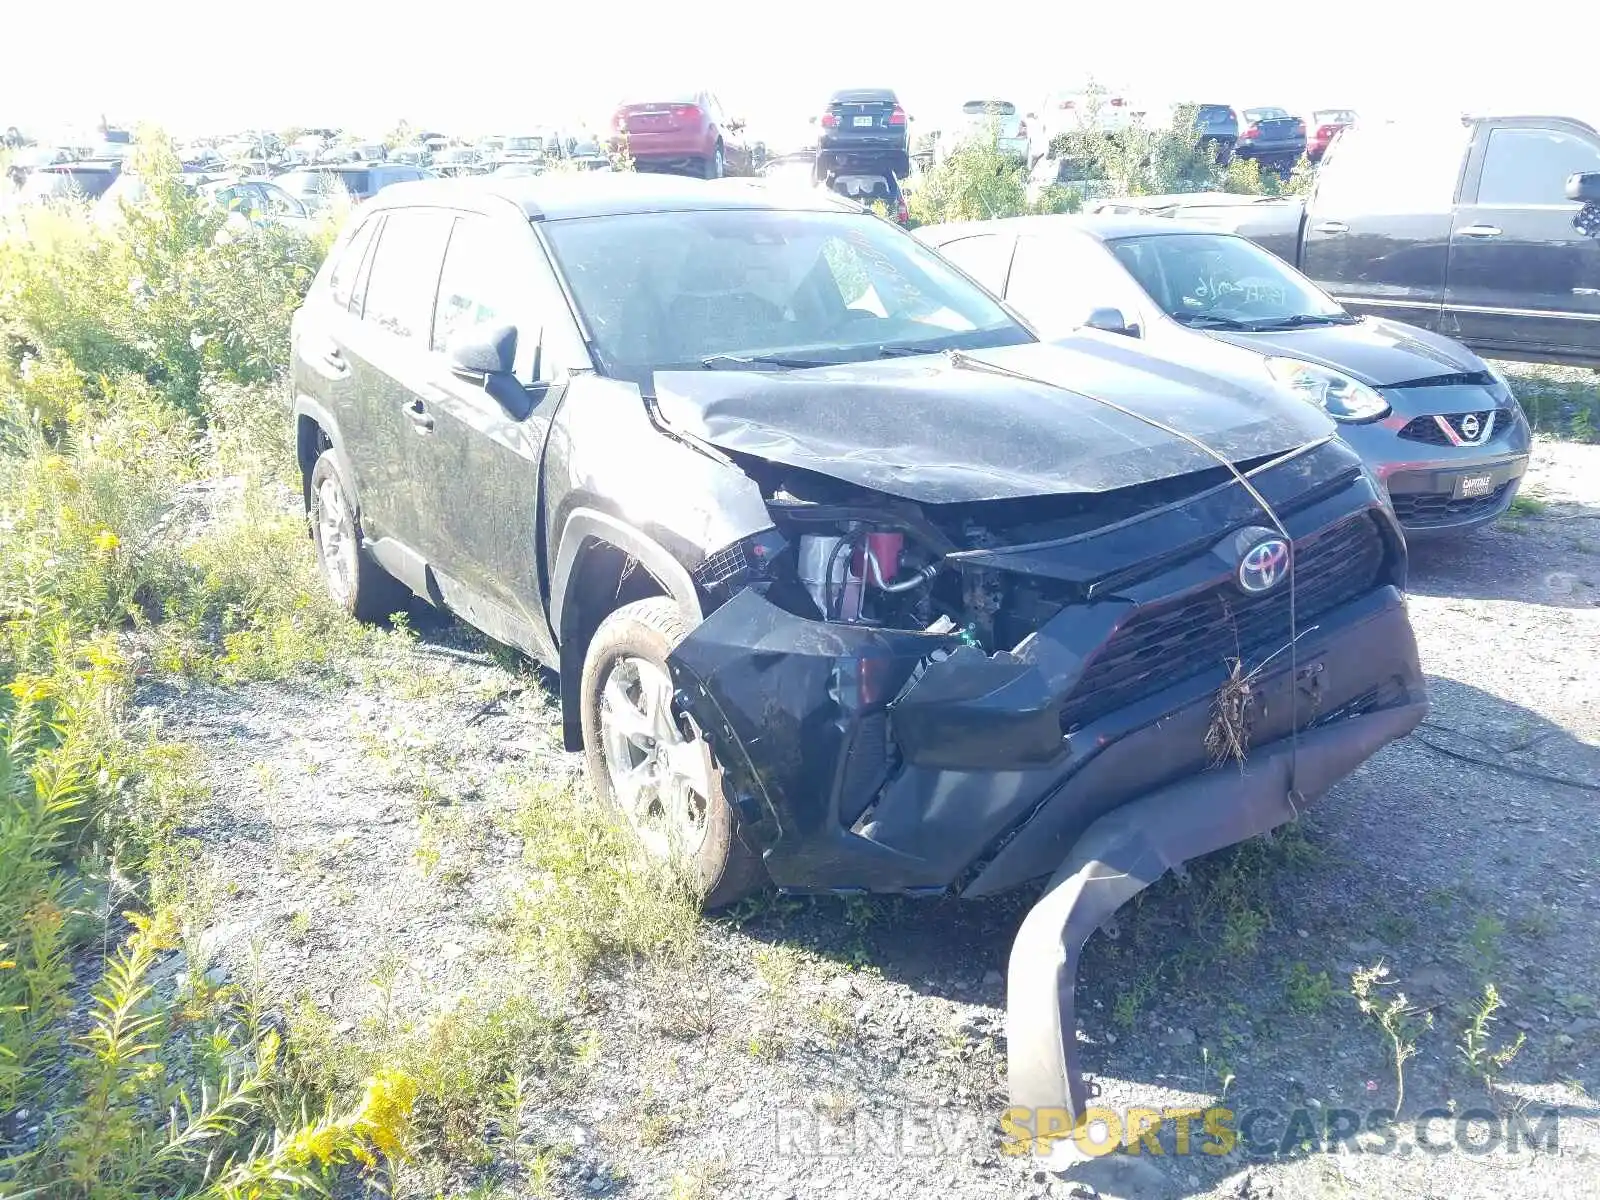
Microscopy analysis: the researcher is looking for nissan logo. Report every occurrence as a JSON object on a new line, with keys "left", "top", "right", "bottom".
{"left": 1238, "top": 537, "right": 1291, "bottom": 594}
{"left": 1459, "top": 413, "right": 1482, "bottom": 440}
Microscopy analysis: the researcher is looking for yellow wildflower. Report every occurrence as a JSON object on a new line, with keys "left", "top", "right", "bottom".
{"left": 92, "top": 528, "right": 121, "bottom": 552}
{"left": 351, "top": 1068, "right": 419, "bottom": 1161}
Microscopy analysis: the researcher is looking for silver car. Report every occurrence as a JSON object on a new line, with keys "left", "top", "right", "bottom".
{"left": 918, "top": 214, "right": 1533, "bottom": 537}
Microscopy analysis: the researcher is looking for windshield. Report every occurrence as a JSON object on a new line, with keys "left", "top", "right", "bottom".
{"left": 1109, "top": 233, "right": 1348, "bottom": 327}
{"left": 1244, "top": 107, "right": 1290, "bottom": 122}
{"left": 1313, "top": 110, "right": 1356, "bottom": 125}
{"left": 541, "top": 208, "right": 1033, "bottom": 383}
{"left": 505, "top": 136, "right": 546, "bottom": 152}
{"left": 962, "top": 100, "right": 1017, "bottom": 116}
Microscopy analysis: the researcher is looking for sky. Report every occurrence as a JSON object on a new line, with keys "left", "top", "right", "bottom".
{"left": 4, "top": 1, "right": 1596, "bottom": 144}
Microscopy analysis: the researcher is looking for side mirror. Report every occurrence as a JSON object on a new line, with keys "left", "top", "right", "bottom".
{"left": 1566, "top": 171, "right": 1600, "bottom": 203}
{"left": 1084, "top": 307, "right": 1138, "bottom": 337}
{"left": 447, "top": 322, "right": 517, "bottom": 380}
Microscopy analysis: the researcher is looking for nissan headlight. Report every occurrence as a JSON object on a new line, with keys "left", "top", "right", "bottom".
{"left": 1265, "top": 357, "right": 1390, "bottom": 423}
{"left": 1486, "top": 360, "right": 1517, "bottom": 399}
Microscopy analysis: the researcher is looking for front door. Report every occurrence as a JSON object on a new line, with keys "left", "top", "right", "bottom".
{"left": 1300, "top": 120, "right": 1471, "bottom": 332}
{"left": 1446, "top": 121, "right": 1600, "bottom": 361}
{"left": 402, "top": 212, "right": 584, "bottom": 661}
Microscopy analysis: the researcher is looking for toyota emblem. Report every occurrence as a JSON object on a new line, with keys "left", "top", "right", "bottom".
{"left": 1459, "top": 413, "right": 1482, "bottom": 440}
{"left": 1238, "top": 537, "right": 1291, "bottom": 594}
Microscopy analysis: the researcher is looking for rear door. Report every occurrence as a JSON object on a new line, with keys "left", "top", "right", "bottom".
{"left": 1301, "top": 120, "right": 1471, "bottom": 331}
{"left": 299, "top": 211, "right": 381, "bottom": 475}
{"left": 405, "top": 211, "right": 588, "bottom": 655}
{"left": 338, "top": 207, "right": 455, "bottom": 550}
{"left": 1446, "top": 120, "right": 1600, "bottom": 360}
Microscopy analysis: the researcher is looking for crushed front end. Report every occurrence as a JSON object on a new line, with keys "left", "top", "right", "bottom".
{"left": 667, "top": 435, "right": 1426, "bottom": 1130}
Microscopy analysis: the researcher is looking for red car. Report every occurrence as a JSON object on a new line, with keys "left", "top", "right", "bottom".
{"left": 1308, "top": 108, "right": 1357, "bottom": 161}
{"left": 608, "top": 91, "right": 752, "bottom": 179}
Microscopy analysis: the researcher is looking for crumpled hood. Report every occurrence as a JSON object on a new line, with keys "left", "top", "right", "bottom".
{"left": 652, "top": 339, "right": 1332, "bottom": 505}
{"left": 1207, "top": 317, "right": 1487, "bottom": 387}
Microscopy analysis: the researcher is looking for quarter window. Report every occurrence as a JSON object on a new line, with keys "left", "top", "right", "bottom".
{"left": 1477, "top": 127, "right": 1600, "bottom": 206}
{"left": 328, "top": 215, "right": 378, "bottom": 312}
{"left": 360, "top": 209, "right": 455, "bottom": 342}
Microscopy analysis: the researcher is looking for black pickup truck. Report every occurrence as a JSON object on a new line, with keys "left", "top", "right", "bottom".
{"left": 1092, "top": 115, "right": 1600, "bottom": 367}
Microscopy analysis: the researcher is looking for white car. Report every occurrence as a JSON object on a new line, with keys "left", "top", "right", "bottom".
{"left": 1031, "top": 85, "right": 1142, "bottom": 161}
{"left": 938, "top": 99, "right": 1029, "bottom": 162}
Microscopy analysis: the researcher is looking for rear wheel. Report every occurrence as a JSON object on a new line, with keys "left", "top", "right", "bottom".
{"left": 580, "top": 598, "right": 764, "bottom": 909}
{"left": 308, "top": 450, "right": 408, "bottom": 623}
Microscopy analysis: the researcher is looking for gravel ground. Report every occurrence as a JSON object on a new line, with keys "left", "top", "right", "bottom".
{"left": 148, "top": 438, "right": 1600, "bottom": 1200}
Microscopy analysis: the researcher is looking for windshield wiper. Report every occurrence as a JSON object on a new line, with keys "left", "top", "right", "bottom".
{"left": 876, "top": 344, "right": 937, "bottom": 358}
{"left": 1170, "top": 313, "right": 1253, "bottom": 330}
{"left": 1240, "top": 313, "right": 1361, "bottom": 331}
{"left": 699, "top": 353, "right": 835, "bottom": 370}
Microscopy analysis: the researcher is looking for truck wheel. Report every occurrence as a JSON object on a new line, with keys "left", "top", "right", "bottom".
{"left": 580, "top": 597, "right": 765, "bottom": 909}
{"left": 308, "top": 450, "right": 408, "bottom": 623}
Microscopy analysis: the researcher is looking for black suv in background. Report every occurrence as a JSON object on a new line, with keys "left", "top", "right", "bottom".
{"left": 289, "top": 172, "right": 1424, "bottom": 1130}
{"left": 814, "top": 88, "right": 910, "bottom": 177}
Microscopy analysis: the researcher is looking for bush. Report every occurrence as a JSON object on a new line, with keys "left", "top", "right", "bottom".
{"left": 0, "top": 129, "right": 411, "bottom": 1197}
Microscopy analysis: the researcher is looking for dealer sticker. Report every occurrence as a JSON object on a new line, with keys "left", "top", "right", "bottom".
{"left": 1456, "top": 473, "right": 1495, "bottom": 499}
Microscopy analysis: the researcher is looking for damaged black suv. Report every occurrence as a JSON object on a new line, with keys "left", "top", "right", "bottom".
{"left": 290, "top": 173, "right": 1426, "bottom": 1128}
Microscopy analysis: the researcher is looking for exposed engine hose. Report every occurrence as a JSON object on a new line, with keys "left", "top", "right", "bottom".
{"left": 946, "top": 349, "right": 1310, "bottom": 806}
{"left": 865, "top": 548, "right": 940, "bottom": 593}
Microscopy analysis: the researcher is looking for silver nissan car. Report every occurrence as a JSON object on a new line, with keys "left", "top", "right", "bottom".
{"left": 918, "top": 214, "right": 1533, "bottom": 538}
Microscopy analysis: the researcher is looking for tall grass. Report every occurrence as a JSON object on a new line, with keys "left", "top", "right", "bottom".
{"left": 0, "top": 131, "right": 409, "bottom": 1196}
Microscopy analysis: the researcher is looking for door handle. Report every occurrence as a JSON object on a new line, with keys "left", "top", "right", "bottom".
{"left": 404, "top": 398, "right": 434, "bottom": 433}
{"left": 1457, "top": 224, "right": 1502, "bottom": 238}
{"left": 1312, "top": 220, "right": 1349, "bottom": 234}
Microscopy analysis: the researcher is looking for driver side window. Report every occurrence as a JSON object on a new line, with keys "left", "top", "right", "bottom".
{"left": 1006, "top": 233, "right": 1142, "bottom": 335}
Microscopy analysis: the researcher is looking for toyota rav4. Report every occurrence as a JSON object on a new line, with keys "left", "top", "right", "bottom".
{"left": 289, "top": 173, "right": 1427, "bottom": 1134}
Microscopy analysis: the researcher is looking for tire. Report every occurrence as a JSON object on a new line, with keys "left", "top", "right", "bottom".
{"left": 580, "top": 597, "right": 765, "bottom": 909}
{"left": 307, "top": 450, "right": 409, "bottom": 623}
{"left": 704, "top": 142, "right": 724, "bottom": 180}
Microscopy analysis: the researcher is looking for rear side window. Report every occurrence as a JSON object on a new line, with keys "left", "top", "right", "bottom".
{"left": 328, "top": 215, "right": 379, "bottom": 311}
{"left": 1477, "top": 128, "right": 1600, "bottom": 206}
{"left": 1315, "top": 123, "right": 1469, "bottom": 212}
{"left": 935, "top": 233, "right": 1016, "bottom": 295}
{"left": 360, "top": 209, "right": 455, "bottom": 342}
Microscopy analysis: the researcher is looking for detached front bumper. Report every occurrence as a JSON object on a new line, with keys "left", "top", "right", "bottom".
{"left": 1005, "top": 697, "right": 1424, "bottom": 1135}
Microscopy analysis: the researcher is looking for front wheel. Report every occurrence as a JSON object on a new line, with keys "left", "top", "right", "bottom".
{"left": 580, "top": 598, "right": 764, "bottom": 908}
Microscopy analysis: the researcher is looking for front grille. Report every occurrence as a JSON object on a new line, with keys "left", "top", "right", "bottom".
{"left": 1388, "top": 481, "right": 1512, "bottom": 527}
{"left": 1058, "top": 514, "right": 1387, "bottom": 732}
{"left": 1397, "top": 409, "right": 1510, "bottom": 446}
